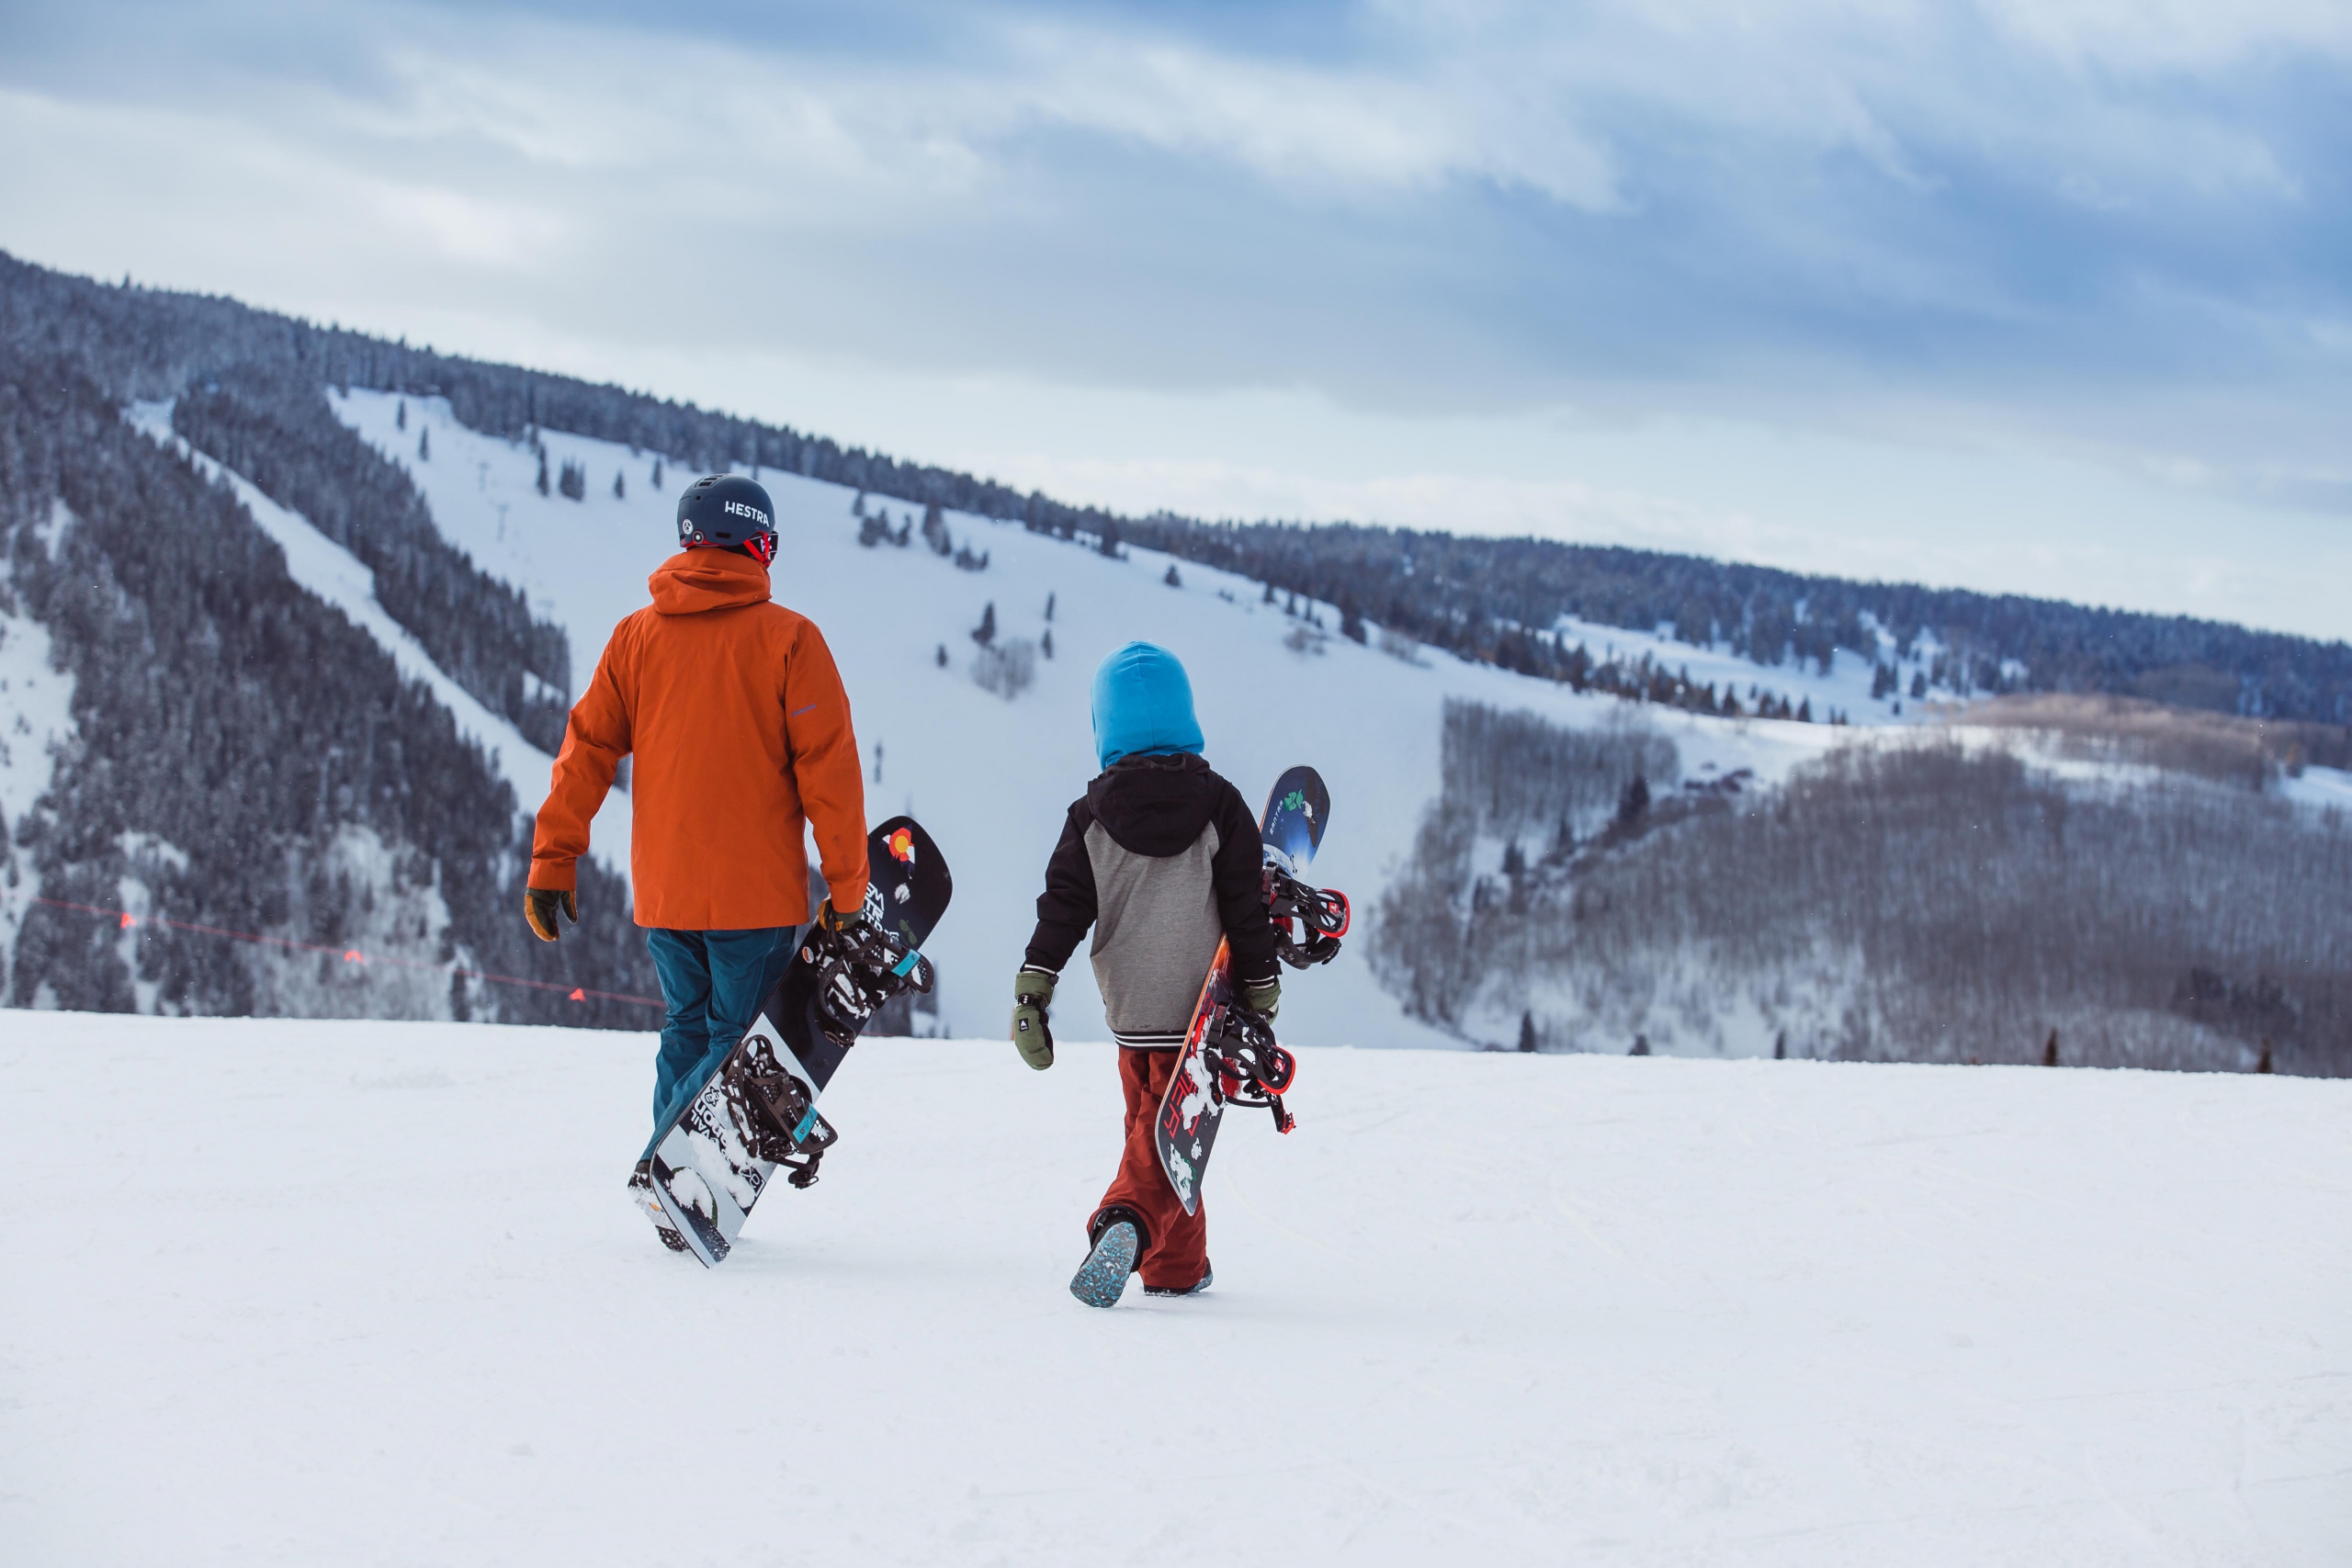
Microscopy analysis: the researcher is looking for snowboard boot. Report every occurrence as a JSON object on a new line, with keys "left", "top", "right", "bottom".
{"left": 629, "top": 1158, "right": 689, "bottom": 1254}
{"left": 1143, "top": 1261, "right": 1213, "bottom": 1298}
{"left": 1069, "top": 1205, "right": 1148, "bottom": 1308}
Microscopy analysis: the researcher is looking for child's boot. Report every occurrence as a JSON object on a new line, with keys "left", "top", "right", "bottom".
{"left": 1143, "top": 1261, "right": 1213, "bottom": 1298}
{"left": 1069, "top": 1205, "right": 1148, "bottom": 1308}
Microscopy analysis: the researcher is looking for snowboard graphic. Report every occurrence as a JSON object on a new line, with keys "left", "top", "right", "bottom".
{"left": 642, "top": 816, "right": 952, "bottom": 1267}
{"left": 1153, "top": 766, "right": 1348, "bottom": 1216}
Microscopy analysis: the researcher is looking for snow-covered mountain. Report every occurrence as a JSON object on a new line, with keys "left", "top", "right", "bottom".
{"left": 4, "top": 254, "right": 2346, "bottom": 1066}
{"left": 318, "top": 387, "right": 1870, "bottom": 1050}
{"left": 9, "top": 1010, "right": 2347, "bottom": 1567}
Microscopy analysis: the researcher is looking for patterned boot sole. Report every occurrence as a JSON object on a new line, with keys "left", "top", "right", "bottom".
{"left": 1069, "top": 1220, "right": 1138, "bottom": 1309}
{"left": 628, "top": 1164, "right": 690, "bottom": 1254}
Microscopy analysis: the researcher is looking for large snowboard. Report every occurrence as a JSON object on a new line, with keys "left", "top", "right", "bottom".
{"left": 1154, "top": 766, "right": 1332, "bottom": 1215}
{"left": 643, "top": 816, "right": 951, "bottom": 1267}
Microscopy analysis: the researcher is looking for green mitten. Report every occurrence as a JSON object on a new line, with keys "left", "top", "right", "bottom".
{"left": 1012, "top": 966, "right": 1057, "bottom": 1069}
{"left": 1241, "top": 976, "right": 1281, "bottom": 1020}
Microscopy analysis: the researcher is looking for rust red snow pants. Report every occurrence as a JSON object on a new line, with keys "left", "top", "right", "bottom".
{"left": 1091, "top": 1046, "right": 1207, "bottom": 1292}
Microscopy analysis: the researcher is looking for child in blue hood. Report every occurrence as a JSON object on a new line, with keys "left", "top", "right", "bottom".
{"left": 1013, "top": 642, "right": 1280, "bottom": 1305}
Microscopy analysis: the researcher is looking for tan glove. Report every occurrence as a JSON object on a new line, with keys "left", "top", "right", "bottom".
{"left": 524, "top": 886, "right": 577, "bottom": 942}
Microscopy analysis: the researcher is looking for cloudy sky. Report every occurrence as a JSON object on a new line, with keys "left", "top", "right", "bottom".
{"left": 5, "top": 0, "right": 2348, "bottom": 637}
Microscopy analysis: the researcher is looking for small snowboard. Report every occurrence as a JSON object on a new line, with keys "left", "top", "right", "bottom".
{"left": 642, "top": 816, "right": 952, "bottom": 1267}
{"left": 1153, "top": 766, "right": 1347, "bottom": 1216}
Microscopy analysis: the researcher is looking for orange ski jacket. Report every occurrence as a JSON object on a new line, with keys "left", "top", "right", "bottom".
{"left": 530, "top": 548, "right": 869, "bottom": 930}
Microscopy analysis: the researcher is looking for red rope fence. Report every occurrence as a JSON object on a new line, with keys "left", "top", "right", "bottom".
{"left": 6, "top": 893, "right": 662, "bottom": 1009}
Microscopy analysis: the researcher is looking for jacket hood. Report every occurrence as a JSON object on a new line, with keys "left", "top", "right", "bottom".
{"left": 1090, "top": 640, "right": 1203, "bottom": 769}
{"left": 648, "top": 548, "right": 772, "bottom": 615}
{"left": 1086, "top": 752, "right": 1220, "bottom": 857}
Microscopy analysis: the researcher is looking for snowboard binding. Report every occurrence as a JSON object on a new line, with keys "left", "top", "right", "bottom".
{"left": 802, "top": 886, "right": 936, "bottom": 1049}
{"left": 1200, "top": 1001, "right": 1299, "bottom": 1134}
{"left": 1265, "top": 865, "right": 1350, "bottom": 970}
{"left": 728, "top": 1049, "right": 842, "bottom": 1189}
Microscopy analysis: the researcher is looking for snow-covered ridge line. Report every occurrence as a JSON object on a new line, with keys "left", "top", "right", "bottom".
{"left": 125, "top": 401, "right": 630, "bottom": 875}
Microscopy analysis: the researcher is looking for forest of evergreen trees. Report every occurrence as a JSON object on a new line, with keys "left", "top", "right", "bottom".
{"left": 0, "top": 299, "right": 650, "bottom": 1023}
{"left": 173, "top": 365, "right": 572, "bottom": 750}
{"left": 1372, "top": 702, "right": 2352, "bottom": 1076}
{"left": 5, "top": 249, "right": 2346, "bottom": 725}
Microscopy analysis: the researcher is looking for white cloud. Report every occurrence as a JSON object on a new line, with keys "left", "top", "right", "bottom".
{"left": 2, "top": 0, "right": 2347, "bottom": 642}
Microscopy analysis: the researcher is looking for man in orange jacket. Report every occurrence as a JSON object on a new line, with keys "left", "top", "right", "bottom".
{"left": 526, "top": 474, "right": 870, "bottom": 1156}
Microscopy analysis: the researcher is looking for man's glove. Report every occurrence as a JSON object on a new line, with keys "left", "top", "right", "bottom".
{"left": 1012, "top": 967, "right": 1057, "bottom": 1070}
{"left": 1241, "top": 975, "right": 1281, "bottom": 1020}
{"left": 818, "top": 896, "right": 865, "bottom": 934}
{"left": 525, "top": 886, "right": 577, "bottom": 942}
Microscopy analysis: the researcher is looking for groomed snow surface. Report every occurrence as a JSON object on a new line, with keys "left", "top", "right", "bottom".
{"left": 6, "top": 1013, "right": 2346, "bottom": 1567}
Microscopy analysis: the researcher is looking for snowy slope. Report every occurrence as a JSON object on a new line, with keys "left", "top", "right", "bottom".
{"left": 6, "top": 1011, "right": 2347, "bottom": 1567}
{"left": 0, "top": 500, "right": 79, "bottom": 987}
{"left": 125, "top": 402, "right": 634, "bottom": 875}
{"left": 334, "top": 390, "right": 1853, "bottom": 1049}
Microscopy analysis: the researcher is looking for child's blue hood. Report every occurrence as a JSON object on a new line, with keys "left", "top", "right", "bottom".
{"left": 1091, "top": 641, "right": 1204, "bottom": 770}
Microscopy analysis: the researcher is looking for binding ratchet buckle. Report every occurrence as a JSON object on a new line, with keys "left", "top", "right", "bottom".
{"left": 736, "top": 1066, "right": 841, "bottom": 1189}
{"left": 1201, "top": 1002, "right": 1299, "bottom": 1134}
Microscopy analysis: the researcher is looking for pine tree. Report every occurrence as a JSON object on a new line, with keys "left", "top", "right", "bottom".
{"left": 1163, "top": 563, "right": 1182, "bottom": 588}
{"left": 1615, "top": 774, "right": 1649, "bottom": 827}
{"left": 1340, "top": 596, "right": 1366, "bottom": 643}
{"left": 1041, "top": 627, "right": 1055, "bottom": 660}
{"left": 651, "top": 457, "right": 664, "bottom": 490}
{"left": 1630, "top": 1034, "right": 1650, "bottom": 1056}
{"left": 417, "top": 427, "right": 430, "bottom": 461}
{"left": 396, "top": 400, "right": 407, "bottom": 431}
{"left": 1910, "top": 669, "right": 1928, "bottom": 700}
{"left": 853, "top": 491, "right": 865, "bottom": 517}
{"left": 537, "top": 450, "right": 550, "bottom": 496}
{"left": 971, "top": 603, "right": 996, "bottom": 646}
{"left": 2042, "top": 1029, "right": 2059, "bottom": 1066}
{"left": 612, "top": 469, "right": 626, "bottom": 500}
{"left": 1518, "top": 1011, "right": 1537, "bottom": 1054}
{"left": 1044, "top": 592, "right": 1056, "bottom": 622}
{"left": 934, "top": 644, "right": 948, "bottom": 668}
{"left": 1262, "top": 581, "right": 1276, "bottom": 604}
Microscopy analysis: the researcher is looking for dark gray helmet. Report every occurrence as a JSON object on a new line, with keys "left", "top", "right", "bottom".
{"left": 676, "top": 474, "right": 778, "bottom": 559}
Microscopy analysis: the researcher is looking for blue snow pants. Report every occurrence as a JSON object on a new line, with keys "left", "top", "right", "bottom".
{"left": 643, "top": 925, "right": 797, "bottom": 1156}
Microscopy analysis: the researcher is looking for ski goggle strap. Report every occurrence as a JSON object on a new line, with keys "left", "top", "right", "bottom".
{"left": 683, "top": 530, "right": 777, "bottom": 566}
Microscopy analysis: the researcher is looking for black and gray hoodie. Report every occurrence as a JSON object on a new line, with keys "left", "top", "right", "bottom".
{"left": 1023, "top": 752, "right": 1280, "bottom": 1048}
